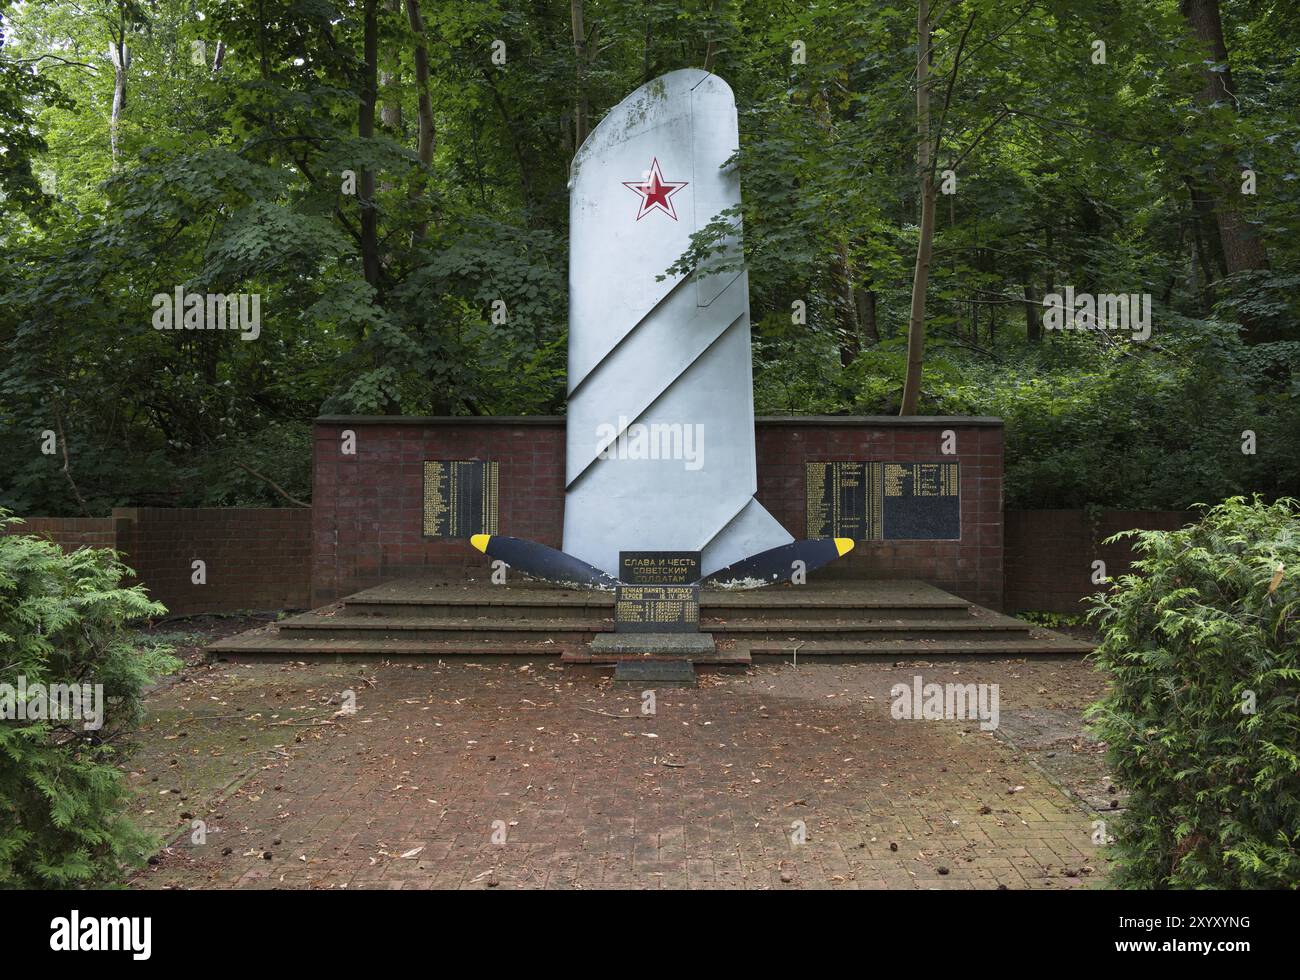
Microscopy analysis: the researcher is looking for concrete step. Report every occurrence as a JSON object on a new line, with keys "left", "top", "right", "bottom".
{"left": 344, "top": 597, "right": 612, "bottom": 618}
{"left": 339, "top": 580, "right": 971, "bottom": 621}
{"left": 346, "top": 600, "right": 971, "bottom": 622}
{"left": 210, "top": 629, "right": 1086, "bottom": 660}
{"left": 277, "top": 614, "right": 1035, "bottom": 643}
{"left": 205, "top": 580, "right": 1094, "bottom": 662}
{"left": 561, "top": 648, "right": 751, "bottom": 666}
{"left": 279, "top": 613, "right": 603, "bottom": 642}
{"left": 706, "top": 614, "right": 1032, "bottom": 642}
{"left": 207, "top": 633, "right": 576, "bottom": 660}
{"left": 206, "top": 633, "right": 1090, "bottom": 662}
{"left": 744, "top": 635, "right": 1095, "bottom": 658}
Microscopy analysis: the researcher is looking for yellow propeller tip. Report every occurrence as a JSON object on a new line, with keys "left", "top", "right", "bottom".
{"left": 470, "top": 534, "right": 491, "bottom": 553}
{"left": 834, "top": 538, "right": 855, "bottom": 557}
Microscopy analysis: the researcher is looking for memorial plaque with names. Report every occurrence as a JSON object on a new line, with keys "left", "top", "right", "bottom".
{"left": 881, "top": 462, "right": 960, "bottom": 540}
{"left": 614, "top": 584, "right": 700, "bottom": 633}
{"left": 806, "top": 461, "right": 959, "bottom": 541}
{"left": 619, "top": 550, "right": 701, "bottom": 585}
{"left": 422, "top": 460, "right": 499, "bottom": 539}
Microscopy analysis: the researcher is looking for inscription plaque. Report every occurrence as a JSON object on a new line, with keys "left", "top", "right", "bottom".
{"left": 881, "top": 462, "right": 960, "bottom": 540}
{"left": 423, "top": 460, "right": 499, "bottom": 538}
{"left": 806, "top": 461, "right": 959, "bottom": 540}
{"left": 614, "top": 584, "right": 700, "bottom": 633}
{"left": 619, "top": 551, "right": 701, "bottom": 585}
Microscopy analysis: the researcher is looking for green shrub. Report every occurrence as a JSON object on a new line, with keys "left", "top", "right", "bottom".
{"left": 1086, "top": 496, "right": 1300, "bottom": 888}
{"left": 0, "top": 513, "right": 181, "bottom": 888}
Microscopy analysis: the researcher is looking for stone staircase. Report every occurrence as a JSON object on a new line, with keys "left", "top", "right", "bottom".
{"left": 206, "top": 578, "right": 1092, "bottom": 664}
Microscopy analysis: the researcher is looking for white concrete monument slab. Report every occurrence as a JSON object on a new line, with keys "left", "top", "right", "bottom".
{"left": 562, "top": 69, "right": 793, "bottom": 579}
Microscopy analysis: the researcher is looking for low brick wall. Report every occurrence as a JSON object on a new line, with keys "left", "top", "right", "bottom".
{"left": 114, "top": 507, "right": 312, "bottom": 616}
{"left": 7, "top": 500, "right": 1197, "bottom": 619}
{"left": 1004, "top": 509, "right": 1197, "bottom": 614}
{"left": 753, "top": 419, "right": 1003, "bottom": 608}
{"left": 312, "top": 418, "right": 563, "bottom": 606}
{"left": 312, "top": 415, "right": 1004, "bottom": 609}
{"left": 2, "top": 516, "right": 120, "bottom": 552}
{"left": 2, "top": 508, "right": 312, "bottom": 616}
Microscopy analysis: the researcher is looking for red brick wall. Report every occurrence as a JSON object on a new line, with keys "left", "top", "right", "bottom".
{"left": 755, "top": 419, "right": 1003, "bottom": 609}
{"left": 1003, "top": 509, "right": 1196, "bottom": 614}
{"left": 2, "top": 509, "right": 311, "bottom": 616}
{"left": 313, "top": 416, "right": 1004, "bottom": 608}
{"left": 114, "top": 507, "right": 312, "bottom": 615}
{"left": 1, "top": 516, "right": 119, "bottom": 552}
{"left": 312, "top": 419, "right": 564, "bottom": 605}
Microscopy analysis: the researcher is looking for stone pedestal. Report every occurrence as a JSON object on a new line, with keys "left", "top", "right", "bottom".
{"left": 588, "top": 632, "right": 716, "bottom": 656}
{"left": 612, "top": 659, "right": 698, "bottom": 687}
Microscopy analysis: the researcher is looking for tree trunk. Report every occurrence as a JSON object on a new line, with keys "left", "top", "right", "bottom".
{"left": 1043, "top": 221, "right": 1056, "bottom": 344}
{"left": 900, "top": 0, "right": 933, "bottom": 416}
{"left": 109, "top": 35, "right": 129, "bottom": 162}
{"left": 1186, "top": 178, "right": 1228, "bottom": 279}
{"left": 571, "top": 0, "right": 590, "bottom": 149}
{"left": 405, "top": 0, "right": 436, "bottom": 240}
{"left": 1179, "top": 0, "right": 1269, "bottom": 275}
{"left": 703, "top": 0, "right": 722, "bottom": 72}
{"left": 380, "top": 84, "right": 401, "bottom": 132}
{"left": 1023, "top": 284, "right": 1041, "bottom": 342}
{"left": 855, "top": 285, "right": 879, "bottom": 344}
{"left": 378, "top": 4, "right": 403, "bottom": 193}
{"left": 902, "top": 190, "right": 937, "bottom": 412}
{"left": 831, "top": 240, "right": 860, "bottom": 367}
{"left": 1185, "top": 179, "right": 1222, "bottom": 308}
{"left": 380, "top": 2, "right": 402, "bottom": 132}
{"left": 359, "top": 0, "right": 381, "bottom": 289}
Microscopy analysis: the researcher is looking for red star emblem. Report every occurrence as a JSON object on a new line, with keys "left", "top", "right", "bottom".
{"left": 622, "top": 157, "right": 688, "bottom": 221}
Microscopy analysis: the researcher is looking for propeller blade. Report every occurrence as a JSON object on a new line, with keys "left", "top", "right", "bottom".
{"left": 470, "top": 535, "right": 620, "bottom": 590}
{"left": 702, "top": 538, "right": 854, "bottom": 589}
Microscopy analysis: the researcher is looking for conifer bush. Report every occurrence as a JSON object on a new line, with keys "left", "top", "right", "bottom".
{"left": 1086, "top": 497, "right": 1300, "bottom": 888}
{"left": 0, "top": 513, "right": 180, "bottom": 887}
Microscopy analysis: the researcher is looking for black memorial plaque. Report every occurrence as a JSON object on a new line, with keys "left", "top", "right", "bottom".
{"left": 881, "top": 462, "right": 960, "bottom": 540}
{"left": 614, "top": 584, "right": 700, "bottom": 633}
{"left": 422, "top": 460, "right": 499, "bottom": 538}
{"left": 806, "top": 461, "right": 959, "bottom": 541}
{"left": 619, "top": 550, "right": 701, "bottom": 585}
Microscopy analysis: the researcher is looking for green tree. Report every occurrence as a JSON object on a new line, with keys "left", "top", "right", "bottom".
{"left": 0, "top": 514, "right": 181, "bottom": 886}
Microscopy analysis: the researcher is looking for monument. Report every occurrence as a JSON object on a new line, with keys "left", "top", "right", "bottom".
{"left": 470, "top": 69, "right": 853, "bottom": 599}
{"left": 563, "top": 68, "right": 792, "bottom": 578}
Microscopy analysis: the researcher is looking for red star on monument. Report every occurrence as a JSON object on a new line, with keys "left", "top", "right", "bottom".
{"left": 622, "top": 157, "right": 688, "bottom": 221}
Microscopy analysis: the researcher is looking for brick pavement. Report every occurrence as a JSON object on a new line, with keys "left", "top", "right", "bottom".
{"left": 129, "top": 659, "right": 1108, "bottom": 889}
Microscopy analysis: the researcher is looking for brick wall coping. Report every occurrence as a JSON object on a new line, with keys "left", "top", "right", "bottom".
{"left": 1006, "top": 508, "right": 1195, "bottom": 517}
{"left": 316, "top": 415, "right": 1003, "bottom": 428}
{"left": 317, "top": 416, "right": 563, "bottom": 426}
{"left": 758, "top": 416, "right": 1002, "bottom": 427}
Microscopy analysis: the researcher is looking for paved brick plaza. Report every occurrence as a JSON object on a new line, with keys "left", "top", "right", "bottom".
{"left": 129, "top": 656, "right": 1110, "bottom": 889}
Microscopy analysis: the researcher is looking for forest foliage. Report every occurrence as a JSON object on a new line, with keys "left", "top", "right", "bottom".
{"left": 1, "top": 0, "right": 1297, "bottom": 514}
